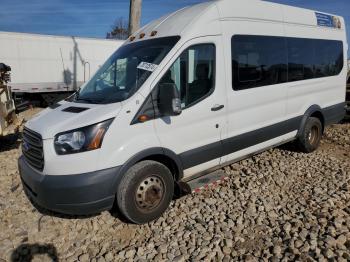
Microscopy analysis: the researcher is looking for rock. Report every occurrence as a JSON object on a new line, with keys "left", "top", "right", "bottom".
{"left": 117, "top": 250, "right": 125, "bottom": 258}
{"left": 283, "top": 222, "right": 291, "bottom": 233}
{"left": 79, "top": 253, "right": 89, "bottom": 262}
{"left": 104, "top": 252, "right": 114, "bottom": 262}
{"left": 125, "top": 249, "right": 136, "bottom": 259}
{"left": 97, "top": 257, "right": 106, "bottom": 262}
{"left": 325, "top": 236, "right": 337, "bottom": 247}
{"left": 222, "top": 246, "right": 231, "bottom": 256}
{"left": 137, "top": 247, "right": 145, "bottom": 256}
{"left": 173, "top": 255, "right": 185, "bottom": 262}
{"left": 273, "top": 245, "right": 282, "bottom": 257}
{"left": 246, "top": 203, "right": 256, "bottom": 216}
{"left": 294, "top": 240, "right": 303, "bottom": 249}
{"left": 324, "top": 249, "right": 334, "bottom": 258}
{"left": 153, "top": 253, "right": 162, "bottom": 260}
{"left": 337, "top": 234, "right": 347, "bottom": 246}
{"left": 224, "top": 238, "right": 233, "bottom": 248}
{"left": 157, "top": 244, "right": 167, "bottom": 254}
{"left": 204, "top": 198, "right": 216, "bottom": 205}
{"left": 167, "top": 252, "right": 175, "bottom": 260}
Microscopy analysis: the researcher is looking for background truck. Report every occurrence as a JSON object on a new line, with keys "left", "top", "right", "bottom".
{"left": 0, "top": 63, "right": 20, "bottom": 137}
{"left": 0, "top": 31, "right": 124, "bottom": 108}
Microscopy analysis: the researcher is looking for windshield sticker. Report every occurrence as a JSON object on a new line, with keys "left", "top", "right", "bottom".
{"left": 137, "top": 62, "right": 158, "bottom": 72}
{"left": 315, "top": 12, "right": 341, "bottom": 29}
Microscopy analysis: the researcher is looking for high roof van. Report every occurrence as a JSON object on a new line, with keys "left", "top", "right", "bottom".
{"left": 19, "top": 0, "right": 348, "bottom": 224}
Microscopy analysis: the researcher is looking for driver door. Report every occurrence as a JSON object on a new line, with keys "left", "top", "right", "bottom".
{"left": 153, "top": 36, "right": 226, "bottom": 179}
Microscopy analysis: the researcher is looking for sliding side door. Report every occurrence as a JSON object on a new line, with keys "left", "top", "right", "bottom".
{"left": 221, "top": 24, "right": 291, "bottom": 164}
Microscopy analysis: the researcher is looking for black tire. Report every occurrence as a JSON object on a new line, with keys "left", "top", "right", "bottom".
{"left": 296, "top": 117, "right": 323, "bottom": 153}
{"left": 116, "top": 160, "right": 174, "bottom": 224}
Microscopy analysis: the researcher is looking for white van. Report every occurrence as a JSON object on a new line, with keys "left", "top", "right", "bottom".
{"left": 19, "top": 0, "right": 347, "bottom": 224}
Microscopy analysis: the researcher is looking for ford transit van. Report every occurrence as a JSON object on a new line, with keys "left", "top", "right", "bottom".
{"left": 19, "top": 0, "right": 347, "bottom": 224}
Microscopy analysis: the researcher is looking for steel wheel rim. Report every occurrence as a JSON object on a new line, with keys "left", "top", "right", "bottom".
{"left": 135, "top": 176, "right": 164, "bottom": 212}
{"left": 308, "top": 125, "right": 320, "bottom": 146}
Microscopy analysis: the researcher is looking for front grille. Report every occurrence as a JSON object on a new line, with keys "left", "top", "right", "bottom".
{"left": 22, "top": 127, "right": 44, "bottom": 171}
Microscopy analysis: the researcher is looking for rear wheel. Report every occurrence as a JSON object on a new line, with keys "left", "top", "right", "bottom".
{"left": 116, "top": 160, "right": 174, "bottom": 224}
{"left": 296, "top": 117, "right": 322, "bottom": 153}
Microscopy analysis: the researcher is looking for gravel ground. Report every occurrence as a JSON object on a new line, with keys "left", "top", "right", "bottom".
{"left": 0, "top": 109, "right": 349, "bottom": 261}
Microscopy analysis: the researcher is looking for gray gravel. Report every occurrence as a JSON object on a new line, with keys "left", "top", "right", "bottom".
{"left": 0, "top": 117, "right": 349, "bottom": 261}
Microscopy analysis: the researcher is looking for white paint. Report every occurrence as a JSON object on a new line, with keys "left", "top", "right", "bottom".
{"left": 0, "top": 31, "right": 124, "bottom": 93}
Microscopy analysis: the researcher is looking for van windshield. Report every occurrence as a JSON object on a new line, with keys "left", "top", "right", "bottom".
{"left": 75, "top": 36, "right": 180, "bottom": 104}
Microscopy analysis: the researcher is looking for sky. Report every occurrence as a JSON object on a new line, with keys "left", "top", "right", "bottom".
{"left": 0, "top": 0, "right": 349, "bottom": 55}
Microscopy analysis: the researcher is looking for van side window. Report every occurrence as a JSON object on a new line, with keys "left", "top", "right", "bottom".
{"left": 231, "top": 35, "right": 344, "bottom": 90}
{"left": 158, "top": 44, "right": 215, "bottom": 108}
{"left": 288, "top": 38, "right": 343, "bottom": 81}
{"left": 313, "top": 40, "right": 343, "bottom": 78}
{"left": 288, "top": 38, "right": 314, "bottom": 81}
{"left": 231, "top": 35, "right": 287, "bottom": 90}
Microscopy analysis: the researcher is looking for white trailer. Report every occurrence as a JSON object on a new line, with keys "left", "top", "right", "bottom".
{"left": 0, "top": 31, "right": 124, "bottom": 105}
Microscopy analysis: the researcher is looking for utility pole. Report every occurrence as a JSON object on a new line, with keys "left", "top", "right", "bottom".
{"left": 128, "top": 0, "right": 142, "bottom": 35}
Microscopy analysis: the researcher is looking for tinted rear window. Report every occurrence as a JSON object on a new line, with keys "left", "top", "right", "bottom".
{"left": 232, "top": 35, "right": 344, "bottom": 90}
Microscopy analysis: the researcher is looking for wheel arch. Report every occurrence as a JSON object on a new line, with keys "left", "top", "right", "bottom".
{"left": 115, "top": 148, "right": 184, "bottom": 186}
{"left": 297, "top": 105, "right": 325, "bottom": 138}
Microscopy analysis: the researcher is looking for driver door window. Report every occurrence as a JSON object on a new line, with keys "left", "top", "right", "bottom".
{"left": 158, "top": 44, "right": 215, "bottom": 108}
{"left": 98, "top": 61, "right": 117, "bottom": 90}
{"left": 96, "top": 58, "right": 131, "bottom": 91}
{"left": 84, "top": 59, "right": 125, "bottom": 92}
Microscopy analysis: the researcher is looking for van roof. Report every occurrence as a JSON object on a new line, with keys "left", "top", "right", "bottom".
{"left": 128, "top": 0, "right": 345, "bottom": 44}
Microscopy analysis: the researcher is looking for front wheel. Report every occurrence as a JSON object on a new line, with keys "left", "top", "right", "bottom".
{"left": 296, "top": 117, "right": 323, "bottom": 153}
{"left": 116, "top": 160, "right": 174, "bottom": 224}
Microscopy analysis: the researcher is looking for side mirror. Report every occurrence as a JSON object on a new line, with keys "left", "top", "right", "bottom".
{"left": 158, "top": 83, "right": 182, "bottom": 116}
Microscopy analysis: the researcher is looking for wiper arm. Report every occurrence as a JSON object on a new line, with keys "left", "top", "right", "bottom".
{"left": 65, "top": 88, "right": 81, "bottom": 102}
{"left": 76, "top": 97, "right": 105, "bottom": 104}
{"left": 75, "top": 87, "right": 81, "bottom": 100}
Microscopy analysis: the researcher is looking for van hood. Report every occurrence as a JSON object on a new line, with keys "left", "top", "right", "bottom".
{"left": 25, "top": 101, "right": 123, "bottom": 139}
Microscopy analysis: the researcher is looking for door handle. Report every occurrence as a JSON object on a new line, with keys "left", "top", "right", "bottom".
{"left": 211, "top": 104, "right": 224, "bottom": 111}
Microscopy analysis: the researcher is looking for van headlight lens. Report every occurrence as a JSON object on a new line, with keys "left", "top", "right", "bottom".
{"left": 54, "top": 119, "right": 113, "bottom": 155}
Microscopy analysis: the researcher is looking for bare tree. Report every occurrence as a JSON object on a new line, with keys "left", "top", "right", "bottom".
{"left": 106, "top": 17, "right": 129, "bottom": 40}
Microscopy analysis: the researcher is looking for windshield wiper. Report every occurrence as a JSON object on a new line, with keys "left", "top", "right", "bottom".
{"left": 65, "top": 88, "right": 81, "bottom": 102}
{"left": 75, "top": 97, "right": 105, "bottom": 104}
{"left": 74, "top": 88, "right": 81, "bottom": 100}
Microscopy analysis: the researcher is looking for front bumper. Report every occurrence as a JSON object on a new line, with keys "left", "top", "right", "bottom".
{"left": 18, "top": 156, "right": 121, "bottom": 215}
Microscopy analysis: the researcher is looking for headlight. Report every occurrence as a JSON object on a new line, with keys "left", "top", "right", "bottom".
{"left": 54, "top": 119, "right": 114, "bottom": 155}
